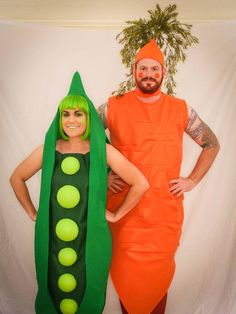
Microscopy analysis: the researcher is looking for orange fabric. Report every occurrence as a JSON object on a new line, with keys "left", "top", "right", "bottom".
{"left": 134, "top": 39, "right": 165, "bottom": 98}
{"left": 107, "top": 91, "right": 188, "bottom": 314}
{"left": 134, "top": 39, "right": 165, "bottom": 66}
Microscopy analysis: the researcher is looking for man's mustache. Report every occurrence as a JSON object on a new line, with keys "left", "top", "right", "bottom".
{"left": 141, "top": 77, "right": 157, "bottom": 83}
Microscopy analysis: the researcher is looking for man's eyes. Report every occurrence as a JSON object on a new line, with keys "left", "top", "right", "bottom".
{"left": 138, "top": 67, "right": 160, "bottom": 71}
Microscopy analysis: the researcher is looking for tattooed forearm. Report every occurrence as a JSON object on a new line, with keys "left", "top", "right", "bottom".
{"left": 97, "top": 102, "right": 108, "bottom": 129}
{"left": 185, "top": 107, "right": 219, "bottom": 150}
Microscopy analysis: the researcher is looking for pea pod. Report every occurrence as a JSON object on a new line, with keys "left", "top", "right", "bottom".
{"left": 34, "top": 72, "right": 111, "bottom": 314}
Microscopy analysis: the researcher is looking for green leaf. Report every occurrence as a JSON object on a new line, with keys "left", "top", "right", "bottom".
{"left": 114, "top": 3, "right": 199, "bottom": 96}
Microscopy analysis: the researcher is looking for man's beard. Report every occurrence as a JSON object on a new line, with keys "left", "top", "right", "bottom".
{"left": 136, "top": 77, "right": 162, "bottom": 94}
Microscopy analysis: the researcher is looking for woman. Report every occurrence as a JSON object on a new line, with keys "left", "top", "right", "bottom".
{"left": 10, "top": 72, "right": 149, "bottom": 314}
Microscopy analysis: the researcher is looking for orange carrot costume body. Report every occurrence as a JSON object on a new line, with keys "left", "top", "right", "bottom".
{"left": 106, "top": 40, "right": 188, "bottom": 314}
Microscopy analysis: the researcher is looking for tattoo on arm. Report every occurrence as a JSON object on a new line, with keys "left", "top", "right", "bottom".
{"left": 200, "top": 125, "right": 219, "bottom": 149}
{"left": 185, "top": 107, "right": 219, "bottom": 150}
{"left": 97, "top": 102, "right": 108, "bottom": 129}
{"left": 185, "top": 107, "right": 198, "bottom": 133}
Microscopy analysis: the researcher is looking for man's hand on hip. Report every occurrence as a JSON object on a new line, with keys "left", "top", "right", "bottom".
{"left": 169, "top": 177, "right": 196, "bottom": 196}
{"left": 108, "top": 171, "right": 126, "bottom": 193}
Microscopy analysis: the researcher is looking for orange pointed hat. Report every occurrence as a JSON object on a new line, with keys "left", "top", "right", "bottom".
{"left": 133, "top": 39, "right": 165, "bottom": 97}
{"left": 134, "top": 39, "right": 164, "bottom": 66}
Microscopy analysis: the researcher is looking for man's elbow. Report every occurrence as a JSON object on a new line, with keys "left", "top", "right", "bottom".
{"left": 202, "top": 137, "right": 220, "bottom": 154}
{"left": 212, "top": 138, "right": 220, "bottom": 155}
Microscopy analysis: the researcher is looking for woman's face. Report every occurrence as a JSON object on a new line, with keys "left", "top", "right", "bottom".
{"left": 61, "top": 108, "right": 87, "bottom": 138}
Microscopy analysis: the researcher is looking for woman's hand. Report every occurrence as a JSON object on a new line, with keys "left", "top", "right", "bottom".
{"left": 29, "top": 209, "right": 37, "bottom": 222}
{"left": 106, "top": 210, "right": 118, "bottom": 223}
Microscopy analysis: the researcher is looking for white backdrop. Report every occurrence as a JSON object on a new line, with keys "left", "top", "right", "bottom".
{"left": 0, "top": 20, "right": 236, "bottom": 314}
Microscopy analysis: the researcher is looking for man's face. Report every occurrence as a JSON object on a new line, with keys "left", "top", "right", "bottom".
{"left": 135, "top": 58, "right": 164, "bottom": 94}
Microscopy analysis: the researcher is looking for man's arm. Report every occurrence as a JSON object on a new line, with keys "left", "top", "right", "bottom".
{"left": 97, "top": 102, "right": 108, "bottom": 129}
{"left": 170, "top": 106, "right": 220, "bottom": 196}
{"left": 97, "top": 101, "right": 127, "bottom": 192}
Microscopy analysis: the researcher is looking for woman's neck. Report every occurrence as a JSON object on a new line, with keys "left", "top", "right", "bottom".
{"left": 57, "top": 137, "right": 90, "bottom": 153}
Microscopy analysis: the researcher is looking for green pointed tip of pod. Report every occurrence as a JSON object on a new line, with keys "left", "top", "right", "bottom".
{"left": 57, "top": 185, "right": 80, "bottom": 208}
{"left": 61, "top": 157, "right": 80, "bottom": 175}
{"left": 58, "top": 248, "right": 78, "bottom": 266}
{"left": 60, "top": 298, "right": 78, "bottom": 314}
{"left": 58, "top": 273, "right": 77, "bottom": 292}
{"left": 67, "top": 71, "right": 85, "bottom": 96}
{"left": 56, "top": 219, "right": 79, "bottom": 242}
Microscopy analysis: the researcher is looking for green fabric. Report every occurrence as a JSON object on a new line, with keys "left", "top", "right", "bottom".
{"left": 48, "top": 152, "right": 89, "bottom": 312}
{"left": 35, "top": 72, "right": 112, "bottom": 313}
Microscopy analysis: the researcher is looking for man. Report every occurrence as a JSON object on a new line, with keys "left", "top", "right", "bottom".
{"left": 97, "top": 39, "right": 220, "bottom": 314}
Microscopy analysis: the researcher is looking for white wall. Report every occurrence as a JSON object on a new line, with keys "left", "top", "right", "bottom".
{"left": 0, "top": 20, "right": 236, "bottom": 314}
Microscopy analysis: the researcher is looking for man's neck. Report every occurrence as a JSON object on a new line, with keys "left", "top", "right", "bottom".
{"left": 134, "top": 86, "right": 162, "bottom": 103}
{"left": 136, "top": 93, "right": 162, "bottom": 103}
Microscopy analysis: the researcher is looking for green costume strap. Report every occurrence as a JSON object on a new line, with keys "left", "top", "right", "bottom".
{"left": 34, "top": 72, "right": 112, "bottom": 313}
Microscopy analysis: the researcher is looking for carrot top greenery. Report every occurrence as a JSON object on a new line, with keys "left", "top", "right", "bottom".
{"left": 114, "top": 3, "right": 199, "bottom": 95}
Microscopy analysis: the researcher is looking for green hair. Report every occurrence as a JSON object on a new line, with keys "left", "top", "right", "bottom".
{"left": 58, "top": 95, "right": 90, "bottom": 140}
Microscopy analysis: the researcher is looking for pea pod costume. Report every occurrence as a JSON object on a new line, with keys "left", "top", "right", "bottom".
{"left": 34, "top": 72, "right": 111, "bottom": 314}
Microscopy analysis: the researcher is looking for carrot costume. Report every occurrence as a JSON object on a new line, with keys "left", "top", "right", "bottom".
{"left": 106, "top": 40, "right": 188, "bottom": 313}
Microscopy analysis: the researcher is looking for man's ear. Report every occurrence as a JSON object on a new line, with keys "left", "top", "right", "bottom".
{"left": 133, "top": 63, "right": 137, "bottom": 85}
{"left": 162, "top": 67, "right": 166, "bottom": 77}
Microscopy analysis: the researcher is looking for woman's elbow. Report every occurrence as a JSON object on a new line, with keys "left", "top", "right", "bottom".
{"left": 9, "top": 172, "right": 17, "bottom": 188}
{"left": 9, "top": 170, "right": 22, "bottom": 188}
{"left": 141, "top": 177, "right": 150, "bottom": 193}
{"left": 9, "top": 171, "right": 14, "bottom": 184}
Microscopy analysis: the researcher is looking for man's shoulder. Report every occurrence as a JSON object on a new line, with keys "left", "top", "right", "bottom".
{"left": 162, "top": 92, "right": 186, "bottom": 104}
{"left": 108, "top": 90, "right": 135, "bottom": 104}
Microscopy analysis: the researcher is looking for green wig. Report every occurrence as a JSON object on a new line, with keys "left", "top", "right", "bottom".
{"left": 58, "top": 95, "right": 90, "bottom": 140}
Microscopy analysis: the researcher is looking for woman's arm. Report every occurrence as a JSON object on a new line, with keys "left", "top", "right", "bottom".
{"left": 106, "top": 144, "right": 149, "bottom": 223}
{"left": 9, "top": 145, "right": 44, "bottom": 221}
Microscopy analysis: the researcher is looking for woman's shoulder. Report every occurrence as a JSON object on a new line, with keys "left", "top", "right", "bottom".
{"left": 31, "top": 144, "right": 44, "bottom": 156}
